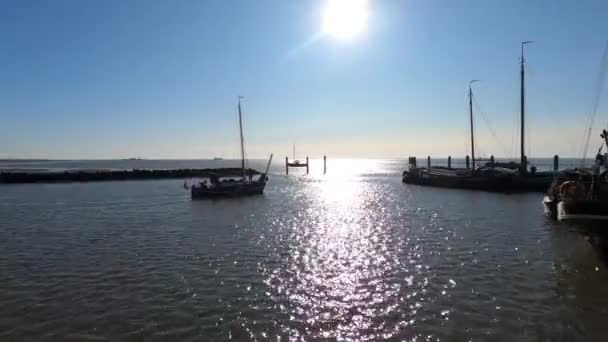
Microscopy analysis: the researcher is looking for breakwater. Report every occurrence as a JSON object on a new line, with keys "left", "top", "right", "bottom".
{"left": 0, "top": 168, "right": 261, "bottom": 184}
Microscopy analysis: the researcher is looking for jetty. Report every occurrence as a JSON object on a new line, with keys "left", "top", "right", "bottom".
{"left": 285, "top": 144, "right": 327, "bottom": 175}
{"left": 0, "top": 168, "right": 261, "bottom": 184}
{"left": 285, "top": 156, "right": 327, "bottom": 175}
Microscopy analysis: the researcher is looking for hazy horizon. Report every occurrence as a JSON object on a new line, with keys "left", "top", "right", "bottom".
{"left": 2, "top": 0, "right": 608, "bottom": 160}
{"left": 0, "top": 155, "right": 594, "bottom": 161}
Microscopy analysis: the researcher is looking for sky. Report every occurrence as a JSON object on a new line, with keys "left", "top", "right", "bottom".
{"left": 1, "top": 0, "right": 608, "bottom": 159}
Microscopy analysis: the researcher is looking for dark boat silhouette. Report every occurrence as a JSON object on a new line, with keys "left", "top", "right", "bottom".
{"left": 403, "top": 42, "right": 555, "bottom": 192}
{"left": 190, "top": 97, "right": 272, "bottom": 199}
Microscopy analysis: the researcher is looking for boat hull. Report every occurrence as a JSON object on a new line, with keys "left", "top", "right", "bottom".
{"left": 403, "top": 167, "right": 555, "bottom": 193}
{"left": 556, "top": 200, "right": 608, "bottom": 222}
{"left": 512, "top": 173, "right": 554, "bottom": 192}
{"left": 191, "top": 180, "right": 266, "bottom": 199}
{"left": 543, "top": 196, "right": 558, "bottom": 220}
{"left": 402, "top": 168, "right": 513, "bottom": 192}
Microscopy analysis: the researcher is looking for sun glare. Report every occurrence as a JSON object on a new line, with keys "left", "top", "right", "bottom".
{"left": 322, "top": 0, "right": 369, "bottom": 40}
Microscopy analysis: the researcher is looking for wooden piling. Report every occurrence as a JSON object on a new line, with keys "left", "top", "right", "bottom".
{"left": 427, "top": 156, "right": 431, "bottom": 169}
{"left": 466, "top": 155, "right": 470, "bottom": 169}
{"left": 490, "top": 155, "right": 495, "bottom": 163}
{"left": 448, "top": 156, "right": 452, "bottom": 169}
{"left": 323, "top": 156, "right": 327, "bottom": 174}
{"left": 306, "top": 157, "right": 309, "bottom": 174}
{"left": 285, "top": 157, "right": 289, "bottom": 175}
{"left": 554, "top": 155, "right": 559, "bottom": 171}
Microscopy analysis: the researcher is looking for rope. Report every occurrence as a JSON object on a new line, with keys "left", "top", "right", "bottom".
{"left": 472, "top": 97, "right": 510, "bottom": 157}
{"left": 510, "top": 107, "right": 517, "bottom": 159}
{"left": 464, "top": 94, "right": 471, "bottom": 158}
{"left": 581, "top": 41, "right": 608, "bottom": 166}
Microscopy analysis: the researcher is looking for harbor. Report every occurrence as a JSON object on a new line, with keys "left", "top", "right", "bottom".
{"left": 3, "top": 0, "right": 608, "bottom": 340}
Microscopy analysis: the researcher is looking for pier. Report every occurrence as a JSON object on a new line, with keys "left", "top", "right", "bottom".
{"left": 285, "top": 156, "right": 327, "bottom": 175}
{"left": 409, "top": 154, "right": 562, "bottom": 171}
{"left": 0, "top": 168, "right": 261, "bottom": 184}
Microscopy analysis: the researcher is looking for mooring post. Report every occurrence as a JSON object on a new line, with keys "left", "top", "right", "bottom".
{"left": 285, "top": 157, "right": 289, "bottom": 175}
{"left": 448, "top": 156, "right": 452, "bottom": 169}
{"left": 323, "top": 156, "right": 327, "bottom": 174}
{"left": 490, "top": 155, "right": 495, "bottom": 164}
{"left": 427, "top": 156, "right": 431, "bottom": 169}
{"left": 554, "top": 155, "right": 559, "bottom": 171}
{"left": 306, "top": 157, "right": 309, "bottom": 174}
{"left": 466, "top": 155, "right": 470, "bottom": 169}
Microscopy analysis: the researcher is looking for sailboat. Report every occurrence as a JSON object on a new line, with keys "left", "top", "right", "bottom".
{"left": 402, "top": 80, "right": 514, "bottom": 191}
{"left": 544, "top": 129, "right": 608, "bottom": 221}
{"left": 403, "top": 42, "right": 556, "bottom": 192}
{"left": 543, "top": 43, "right": 608, "bottom": 222}
{"left": 292, "top": 144, "right": 302, "bottom": 165}
{"left": 508, "top": 42, "right": 556, "bottom": 190}
{"left": 190, "top": 97, "right": 273, "bottom": 199}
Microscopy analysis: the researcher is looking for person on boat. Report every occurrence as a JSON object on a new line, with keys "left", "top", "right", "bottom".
{"left": 593, "top": 147, "right": 605, "bottom": 174}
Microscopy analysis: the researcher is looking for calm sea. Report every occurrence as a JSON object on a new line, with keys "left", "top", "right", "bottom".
{"left": 1, "top": 159, "right": 608, "bottom": 341}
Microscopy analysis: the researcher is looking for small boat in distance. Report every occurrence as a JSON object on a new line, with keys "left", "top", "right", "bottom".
{"left": 291, "top": 144, "right": 301, "bottom": 165}
{"left": 191, "top": 97, "right": 272, "bottom": 199}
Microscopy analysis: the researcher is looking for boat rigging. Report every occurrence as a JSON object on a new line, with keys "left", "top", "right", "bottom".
{"left": 469, "top": 80, "right": 479, "bottom": 169}
{"left": 520, "top": 41, "right": 533, "bottom": 174}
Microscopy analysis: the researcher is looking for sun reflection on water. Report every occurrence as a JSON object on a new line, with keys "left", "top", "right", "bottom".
{"left": 264, "top": 159, "right": 418, "bottom": 340}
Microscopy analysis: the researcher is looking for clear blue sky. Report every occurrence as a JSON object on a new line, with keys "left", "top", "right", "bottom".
{"left": 1, "top": 0, "right": 607, "bottom": 159}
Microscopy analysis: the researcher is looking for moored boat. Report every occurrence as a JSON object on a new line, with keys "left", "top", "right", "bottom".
{"left": 544, "top": 130, "right": 608, "bottom": 222}
{"left": 403, "top": 42, "right": 556, "bottom": 193}
{"left": 403, "top": 164, "right": 514, "bottom": 192}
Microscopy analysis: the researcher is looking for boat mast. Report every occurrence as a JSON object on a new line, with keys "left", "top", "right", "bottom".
{"left": 520, "top": 41, "right": 532, "bottom": 174}
{"left": 469, "top": 80, "right": 479, "bottom": 169}
{"left": 238, "top": 96, "right": 246, "bottom": 179}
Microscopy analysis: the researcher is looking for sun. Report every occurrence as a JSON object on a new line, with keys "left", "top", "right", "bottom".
{"left": 322, "top": 0, "right": 369, "bottom": 40}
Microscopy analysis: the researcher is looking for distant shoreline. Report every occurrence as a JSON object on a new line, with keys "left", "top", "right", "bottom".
{"left": 0, "top": 156, "right": 590, "bottom": 161}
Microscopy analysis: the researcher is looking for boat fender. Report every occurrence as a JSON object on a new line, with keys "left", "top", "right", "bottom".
{"left": 559, "top": 181, "right": 585, "bottom": 200}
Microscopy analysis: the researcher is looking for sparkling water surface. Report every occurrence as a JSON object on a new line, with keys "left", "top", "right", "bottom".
{"left": 1, "top": 159, "right": 608, "bottom": 341}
